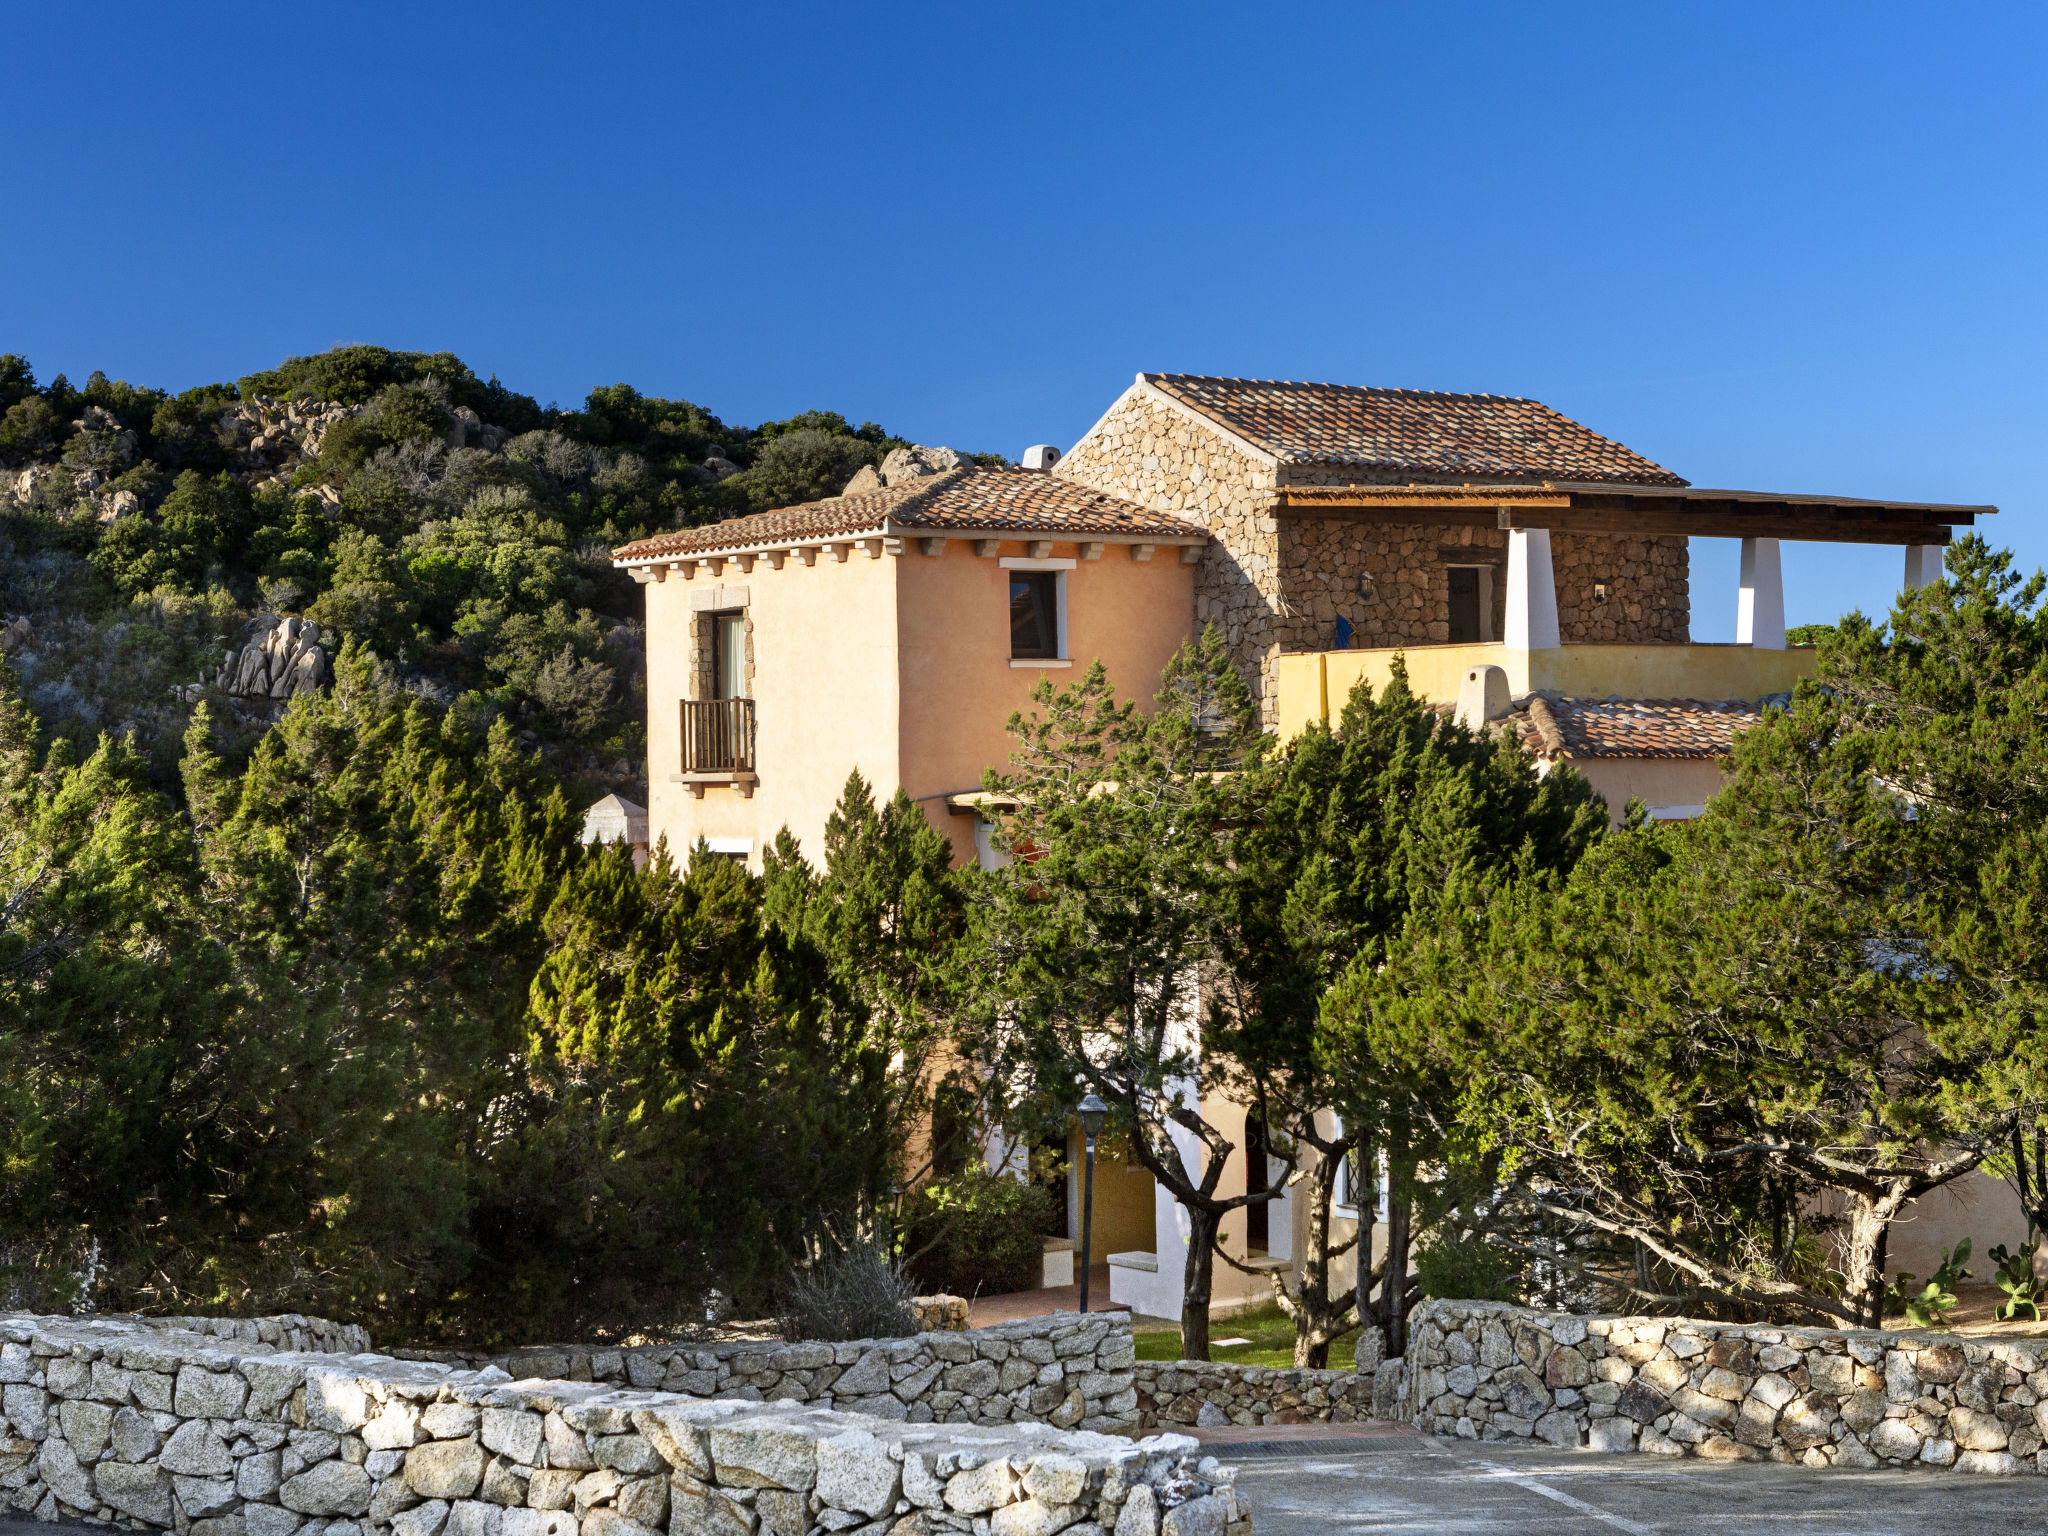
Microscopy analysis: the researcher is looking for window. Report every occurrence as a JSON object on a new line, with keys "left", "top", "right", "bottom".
{"left": 1010, "top": 572, "right": 1060, "bottom": 659}
{"left": 712, "top": 611, "right": 747, "bottom": 699}
{"left": 1447, "top": 567, "right": 1481, "bottom": 643}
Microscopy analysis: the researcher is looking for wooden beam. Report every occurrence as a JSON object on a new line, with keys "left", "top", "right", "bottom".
{"left": 1278, "top": 505, "right": 1501, "bottom": 529}
{"left": 1497, "top": 507, "right": 1954, "bottom": 546}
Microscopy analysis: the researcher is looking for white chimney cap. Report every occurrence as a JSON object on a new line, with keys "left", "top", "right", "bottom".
{"left": 1022, "top": 444, "right": 1062, "bottom": 471}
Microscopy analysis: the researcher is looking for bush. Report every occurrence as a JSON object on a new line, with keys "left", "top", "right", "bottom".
{"left": 776, "top": 1239, "right": 919, "bottom": 1342}
{"left": 903, "top": 1168, "right": 1058, "bottom": 1299}
{"left": 1415, "top": 1232, "right": 1523, "bottom": 1303}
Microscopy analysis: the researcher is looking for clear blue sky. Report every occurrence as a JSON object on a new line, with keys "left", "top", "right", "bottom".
{"left": 5, "top": 3, "right": 2042, "bottom": 639}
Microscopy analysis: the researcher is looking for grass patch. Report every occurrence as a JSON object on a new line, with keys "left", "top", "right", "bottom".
{"left": 1131, "top": 1300, "right": 1358, "bottom": 1369}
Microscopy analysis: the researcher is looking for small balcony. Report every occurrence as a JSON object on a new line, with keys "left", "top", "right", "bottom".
{"left": 677, "top": 698, "right": 756, "bottom": 797}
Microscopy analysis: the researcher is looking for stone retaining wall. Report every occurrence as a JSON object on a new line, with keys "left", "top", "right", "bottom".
{"left": 0, "top": 1312, "right": 1250, "bottom": 1536}
{"left": 403, "top": 1315, "right": 1139, "bottom": 1433}
{"left": 1134, "top": 1361, "right": 1372, "bottom": 1430}
{"left": 129, "top": 1317, "right": 371, "bottom": 1357}
{"left": 1397, "top": 1299, "right": 2048, "bottom": 1476}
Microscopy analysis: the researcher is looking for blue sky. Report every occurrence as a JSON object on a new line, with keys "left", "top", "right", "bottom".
{"left": 4, "top": 2, "right": 2042, "bottom": 638}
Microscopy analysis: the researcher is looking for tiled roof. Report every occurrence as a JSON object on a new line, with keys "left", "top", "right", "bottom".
{"left": 1145, "top": 374, "right": 1688, "bottom": 487}
{"left": 612, "top": 467, "right": 1205, "bottom": 561}
{"left": 1511, "top": 696, "right": 1773, "bottom": 760}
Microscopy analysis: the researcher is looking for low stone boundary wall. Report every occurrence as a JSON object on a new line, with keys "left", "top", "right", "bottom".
{"left": 1398, "top": 1299, "right": 2048, "bottom": 1476}
{"left": 420, "top": 1314, "right": 1138, "bottom": 1433}
{"left": 130, "top": 1315, "right": 372, "bottom": 1356}
{"left": 1135, "top": 1360, "right": 1373, "bottom": 1429}
{"left": 0, "top": 1312, "right": 1251, "bottom": 1536}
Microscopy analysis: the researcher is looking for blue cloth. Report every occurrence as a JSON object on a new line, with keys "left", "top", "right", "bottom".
{"left": 1334, "top": 616, "right": 1354, "bottom": 649}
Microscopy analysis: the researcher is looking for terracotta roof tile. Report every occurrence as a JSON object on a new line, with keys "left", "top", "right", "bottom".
{"left": 1146, "top": 374, "right": 1688, "bottom": 487}
{"left": 1510, "top": 696, "right": 1774, "bottom": 760}
{"left": 613, "top": 467, "right": 1205, "bottom": 561}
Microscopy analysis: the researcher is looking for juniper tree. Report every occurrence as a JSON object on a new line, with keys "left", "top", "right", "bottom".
{"left": 964, "top": 628, "right": 1268, "bottom": 1359}
{"left": 1355, "top": 539, "right": 2048, "bottom": 1328}
{"left": 1222, "top": 660, "right": 1604, "bottom": 1361}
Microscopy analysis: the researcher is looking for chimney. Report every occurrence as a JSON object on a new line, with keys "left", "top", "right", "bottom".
{"left": 1022, "top": 444, "right": 1062, "bottom": 471}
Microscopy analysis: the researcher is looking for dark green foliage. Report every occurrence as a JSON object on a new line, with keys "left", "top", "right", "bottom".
{"left": 1350, "top": 539, "right": 2048, "bottom": 1327}
{"left": 0, "top": 645, "right": 947, "bottom": 1341}
{"left": 1414, "top": 1232, "right": 1523, "bottom": 1303}
{"left": 902, "top": 1167, "right": 1059, "bottom": 1299}
{"left": 0, "top": 344, "right": 989, "bottom": 805}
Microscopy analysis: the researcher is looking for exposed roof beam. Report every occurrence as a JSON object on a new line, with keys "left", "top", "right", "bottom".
{"left": 1273, "top": 481, "right": 1991, "bottom": 546}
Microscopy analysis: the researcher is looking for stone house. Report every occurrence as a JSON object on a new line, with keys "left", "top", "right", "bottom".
{"left": 615, "top": 372, "right": 2001, "bottom": 1313}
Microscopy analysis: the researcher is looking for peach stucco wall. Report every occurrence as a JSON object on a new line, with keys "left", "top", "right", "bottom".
{"left": 895, "top": 543, "right": 1198, "bottom": 865}
{"left": 1566, "top": 758, "right": 1732, "bottom": 824}
{"left": 640, "top": 540, "right": 1198, "bottom": 872}
{"left": 643, "top": 551, "right": 902, "bottom": 870}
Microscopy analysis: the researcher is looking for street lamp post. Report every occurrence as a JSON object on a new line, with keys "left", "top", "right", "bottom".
{"left": 1076, "top": 1093, "right": 1108, "bottom": 1314}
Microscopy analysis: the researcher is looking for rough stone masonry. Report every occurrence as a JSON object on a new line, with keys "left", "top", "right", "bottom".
{"left": 405, "top": 1314, "right": 1139, "bottom": 1434}
{"left": 1395, "top": 1298, "right": 2048, "bottom": 1476}
{"left": 0, "top": 1312, "right": 1249, "bottom": 1536}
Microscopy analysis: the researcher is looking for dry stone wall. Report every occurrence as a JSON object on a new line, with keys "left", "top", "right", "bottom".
{"left": 401, "top": 1315, "right": 1137, "bottom": 1434}
{"left": 126, "top": 1317, "right": 371, "bottom": 1356}
{"left": 1397, "top": 1299, "right": 2048, "bottom": 1477}
{"left": 0, "top": 1312, "right": 1250, "bottom": 1536}
{"left": 1133, "top": 1361, "right": 1372, "bottom": 1431}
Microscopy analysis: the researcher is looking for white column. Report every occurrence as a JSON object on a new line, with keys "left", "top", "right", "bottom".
{"left": 1904, "top": 544, "right": 1944, "bottom": 591}
{"left": 1503, "top": 528, "right": 1560, "bottom": 649}
{"left": 1736, "top": 537, "right": 1785, "bottom": 649}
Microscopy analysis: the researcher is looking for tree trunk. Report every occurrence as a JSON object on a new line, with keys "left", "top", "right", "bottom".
{"left": 1354, "top": 1139, "right": 1379, "bottom": 1364}
{"left": 1380, "top": 1140, "right": 1413, "bottom": 1356}
{"left": 1291, "top": 1150, "right": 1343, "bottom": 1367}
{"left": 1181, "top": 1204, "right": 1221, "bottom": 1360}
{"left": 1841, "top": 1197, "right": 1891, "bottom": 1330}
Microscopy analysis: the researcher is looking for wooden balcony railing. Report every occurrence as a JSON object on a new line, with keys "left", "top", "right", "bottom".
{"left": 682, "top": 698, "right": 755, "bottom": 776}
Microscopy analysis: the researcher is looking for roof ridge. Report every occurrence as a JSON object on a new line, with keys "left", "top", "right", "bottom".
{"left": 1146, "top": 371, "right": 1539, "bottom": 405}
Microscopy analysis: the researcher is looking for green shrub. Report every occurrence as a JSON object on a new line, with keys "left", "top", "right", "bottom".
{"left": 903, "top": 1168, "right": 1057, "bottom": 1299}
{"left": 1415, "top": 1232, "right": 1523, "bottom": 1303}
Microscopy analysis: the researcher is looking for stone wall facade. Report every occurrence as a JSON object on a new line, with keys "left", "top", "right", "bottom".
{"left": 401, "top": 1315, "right": 1137, "bottom": 1434}
{"left": 1053, "top": 388, "right": 1282, "bottom": 712}
{"left": 0, "top": 1312, "right": 1250, "bottom": 1536}
{"left": 1394, "top": 1299, "right": 2048, "bottom": 1477}
{"left": 1133, "top": 1361, "right": 1372, "bottom": 1431}
{"left": 1055, "top": 383, "right": 1691, "bottom": 721}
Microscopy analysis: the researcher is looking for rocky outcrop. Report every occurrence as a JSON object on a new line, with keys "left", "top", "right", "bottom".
{"left": 842, "top": 445, "right": 970, "bottom": 497}
{"left": 207, "top": 615, "right": 329, "bottom": 702}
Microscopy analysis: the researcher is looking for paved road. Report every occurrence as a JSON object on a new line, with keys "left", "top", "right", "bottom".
{"left": 1228, "top": 1435, "right": 2048, "bottom": 1535}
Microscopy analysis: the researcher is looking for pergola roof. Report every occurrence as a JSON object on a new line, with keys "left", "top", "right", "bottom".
{"left": 1276, "top": 481, "right": 1995, "bottom": 545}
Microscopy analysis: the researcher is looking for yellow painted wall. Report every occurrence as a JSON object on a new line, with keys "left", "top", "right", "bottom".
{"left": 893, "top": 542, "right": 1198, "bottom": 865}
{"left": 1279, "top": 642, "right": 1821, "bottom": 737}
{"left": 642, "top": 552, "right": 903, "bottom": 869}
{"left": 1070, "top": 1128, "right": 1161, "bottom": 1257}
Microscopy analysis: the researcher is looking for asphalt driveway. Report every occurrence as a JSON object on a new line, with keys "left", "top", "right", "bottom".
{"left": 1227, "top": 1434, "right": 2048, "bottom": 1535}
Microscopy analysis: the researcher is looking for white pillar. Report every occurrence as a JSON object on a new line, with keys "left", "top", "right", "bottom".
{"left": 1736, "top": 537, "right": 1785, "bottom": 649}
{"left": 1504, "top": 528, "right": 1560, "bottom": 649}
{"left": 1904, "top": 544, "right": 1944, "bottom": 591}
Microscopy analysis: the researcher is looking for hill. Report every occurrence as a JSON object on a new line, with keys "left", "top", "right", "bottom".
{"left": 0, "top": 344, "right": 982, "bottom": 803}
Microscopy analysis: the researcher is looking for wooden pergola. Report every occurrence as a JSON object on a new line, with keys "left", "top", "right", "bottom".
{"left": 1275, "top": 483, "right": 1994, "bottom": 547}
